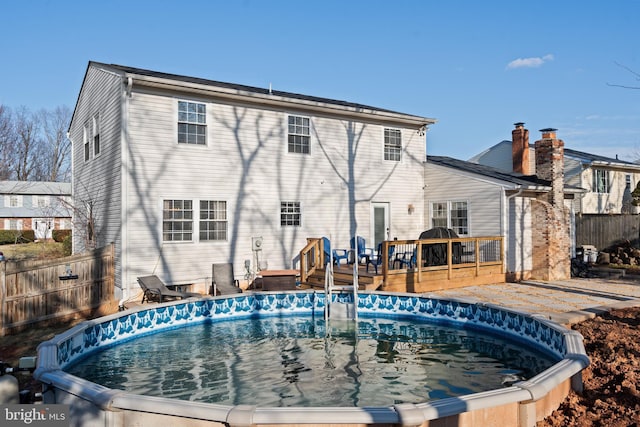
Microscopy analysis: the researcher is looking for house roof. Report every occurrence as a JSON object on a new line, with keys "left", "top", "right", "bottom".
{"left": 75, "top": 61, "right": 436, "bottom": 129}
{"left": 563, "top": 147, "right": 640, "bottom": 169}
{"left": 426, "top": 155, "right": 584, "bottom": 194}
{"left": 0, "top": 181, "right": 71, "bottom": 195}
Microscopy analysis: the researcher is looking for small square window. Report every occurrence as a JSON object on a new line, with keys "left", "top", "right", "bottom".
{"left": 280, "top": 201, "right": 301, "bottom": 226}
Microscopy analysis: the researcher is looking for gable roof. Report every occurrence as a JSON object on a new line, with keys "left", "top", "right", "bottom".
{"left": 73, "top": 61, "right": 436, "bottom": 129}
{"left": 0, "top": 181, "right": 71, "bottom": 195}
{"left": 427, "top": 155, "right": 585, "bottom": 194}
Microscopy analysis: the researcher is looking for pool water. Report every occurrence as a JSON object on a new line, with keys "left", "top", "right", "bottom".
{"left": 66, "top": 315, "right": 556, "bottom": 407}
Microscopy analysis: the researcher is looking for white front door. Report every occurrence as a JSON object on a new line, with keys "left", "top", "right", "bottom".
{"left": 34, "top": 218, "right": 53, "bottom": 240}
{"left": 371, "top": 203, "right": 390, "bottom": 248}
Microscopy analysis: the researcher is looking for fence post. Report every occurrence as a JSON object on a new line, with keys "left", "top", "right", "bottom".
{"left": 0, "top": 260, "right": 5, "bottom": 336}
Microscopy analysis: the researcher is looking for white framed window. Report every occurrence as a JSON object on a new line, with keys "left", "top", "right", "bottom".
{"left": 93, "top": 114, "right": 101, "bottom": 157}
{"left": 287, "top": 115, "right": 310, "bottom": 154}
{"left": 430, "top": 201, "right": 469, "bottom": 236}
{"left": 32, "top": 195, "right": 50, "bottom": 208}
{"left": 593, "top": 169, "right": 610, "bottom": 194}
{"left": 5, "top": 219, "right": 22, "bottom": 230}
{"left": 178, "top": 101, "right": 206, "bottom": 145}
{"left": 5, "top": 195, "right": 22, "bottom": 208}
{"left": 280, "top": 201, "right": 301, "bottom": 226}
{"left": 83, "top": 123, "right": 91, "bottom": 161}
{"left": 384, "top": 128, "right": 402, "bottom": 161}
{"left": 199, "top": 200, "right": 227, "bottom": 241}
{"left": 163, "top": 199, "right": 193, "bottom": 241}
{"left": 431, "top": 202, "right": 448, "bottom": 228}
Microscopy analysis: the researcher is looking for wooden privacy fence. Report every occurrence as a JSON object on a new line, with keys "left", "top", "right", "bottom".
{"left": 0, "top": 244, "right": 115, "bottom": 336}
{"left": 575, "top": 214, "right": 640, "bottom": 250}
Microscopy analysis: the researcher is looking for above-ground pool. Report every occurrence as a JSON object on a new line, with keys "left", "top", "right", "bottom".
{"left": 35, "top": 291, "right": 589, "bottom": 427}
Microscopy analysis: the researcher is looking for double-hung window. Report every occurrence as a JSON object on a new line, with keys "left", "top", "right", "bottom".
{"left": 178, "top": 101, "right": 206, "bottom": 145}
{"left": 430, "top": 201, "right": 469, "bottom": 235}
{"left": 287, "top": 115, "right": 310, "bottom": 154}
{"left": 83, "top": 124, "right": 90, "bottom": 161}
{"left": 163, "top": 199, "right": 193, "bottom": 241}
{"left": 93, "top": 114, "right": 100, "bottom": 156}
{"left": 384, "top": 128, "right": 402, "bottom": 161}
{"left": 281, "top": 201, "right": 301, "bottom": 226}
{"left": 199, "top": 200, "right": 227, "bottom": 241}
{"left": 593, "top": 169, "right": 610, "bottom": 194}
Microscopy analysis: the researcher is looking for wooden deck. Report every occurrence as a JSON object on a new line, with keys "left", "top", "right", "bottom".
{"left": 299, "top": 237, "right": 505, "bottom": 293}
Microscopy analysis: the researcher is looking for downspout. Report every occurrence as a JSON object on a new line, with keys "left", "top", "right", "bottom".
{"left": 66, "top": 131, "right": 75, "bottom": 255}
{"left": 119, "top": 76, "right": 133, "bottom": 309}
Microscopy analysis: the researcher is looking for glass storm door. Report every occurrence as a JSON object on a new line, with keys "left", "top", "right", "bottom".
{"left": 371, "top": 203, "right": 390, "bottom": 248}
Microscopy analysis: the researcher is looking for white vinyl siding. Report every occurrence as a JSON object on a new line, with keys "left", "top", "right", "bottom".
{"left": 74, "top": 64, "right": 431, "bottom": 297}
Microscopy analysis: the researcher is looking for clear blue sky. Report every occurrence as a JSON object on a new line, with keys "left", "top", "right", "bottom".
{"left": 2, "top": 0, "right": 639, "bottom": 161}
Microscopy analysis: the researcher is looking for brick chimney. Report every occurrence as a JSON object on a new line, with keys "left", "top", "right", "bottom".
{"left": 535, "top": 128, "right": 564, "bottom": 207}
{"left": 512, "top": 122, "right": 530, "bottom": 175}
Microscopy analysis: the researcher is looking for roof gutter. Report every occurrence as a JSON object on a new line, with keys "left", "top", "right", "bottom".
{"left": 122, "top": 72, "right": 436, "bottom": 128}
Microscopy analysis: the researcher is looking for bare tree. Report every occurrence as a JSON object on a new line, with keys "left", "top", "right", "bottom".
{"left": 0, "top": 105, "right": 13, "bottom": 180}
{"left": 39, "top": 105, "right": 72, "bottom": 181}
{"left": 12, "top": 107, "right": 44, "bottom": 180}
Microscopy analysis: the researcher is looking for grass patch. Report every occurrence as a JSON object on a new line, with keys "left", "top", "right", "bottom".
{"left": 0, "top": 241, "right": 65, "bottom": 261}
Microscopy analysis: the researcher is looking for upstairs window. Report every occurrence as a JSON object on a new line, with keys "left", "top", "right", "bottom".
{"left": 93, "top": 114, "right": 101, "bottom": 156}
{"left": 199, "top": 200, "right": 227, "bottom": 241}
{"left": 6, "top": 195, "right": 22, "bottom": 208}
{"left": 163, "top": 199, "right": 193, "bottom": 241}
{"left": 384, "top": 128, "right": 402, "bottom": 161}
{"left": 626, "top": 174, "right": 632, "bottom": 190}
{"left": 287, "top": 115, "right": 310, "bottom": 154}
{"left": 33, "top": 195, "right": 50, "bottom": 208}
{"left": 280, "top": 201, "right": 301, "bottom": 226}
{"left": 178, "top": 101, "right": 206, "bottom": 145}
{"left": 593, "top": 169, "right": 610, "bottom": 194}
{"left": 83, "top": 124, "right": 90, "bottom": 161}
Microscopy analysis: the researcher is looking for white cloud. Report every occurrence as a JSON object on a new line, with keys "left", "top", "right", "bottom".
{"left": 506, "top": 54, "right": 554, "bottom": 70}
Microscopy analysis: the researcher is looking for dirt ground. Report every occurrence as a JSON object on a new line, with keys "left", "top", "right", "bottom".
{"left": 537, "top": 306, "right": 640, "bottom": 427}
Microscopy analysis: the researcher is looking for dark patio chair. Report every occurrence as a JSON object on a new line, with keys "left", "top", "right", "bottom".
{"left": 137, "top": 275, "right": 201, "bottom": 303}
{"left": 366, "top": 243, "right": 396, "bottom": 274}
{"left": 210, "top": 263, "right": 243, "bottom": 295}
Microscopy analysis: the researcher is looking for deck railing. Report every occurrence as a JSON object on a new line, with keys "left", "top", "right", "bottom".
{"left": 300, "top": 236, "right": 504, "bottom": 289}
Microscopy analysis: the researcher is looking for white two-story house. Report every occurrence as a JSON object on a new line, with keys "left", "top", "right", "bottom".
{"left": 69, "top": 62, "right": 436, "bottom": 301}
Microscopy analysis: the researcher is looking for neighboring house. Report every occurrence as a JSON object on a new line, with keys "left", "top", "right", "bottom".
{"left": 426, "top": 127, "right": 582, "bottom": 281}
{"left": 469, "top": 123, "right": 640, "bottom": 215}
{"left": 0, "top": 181, "right": 72, "bottom": 240}
{"left": 69, "top": 62, "right": 436, "bottom": 301}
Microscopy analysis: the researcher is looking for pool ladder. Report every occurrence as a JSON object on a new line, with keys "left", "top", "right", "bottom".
{"left": 324, "top": 254, "right": 358, "bottom": 323}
